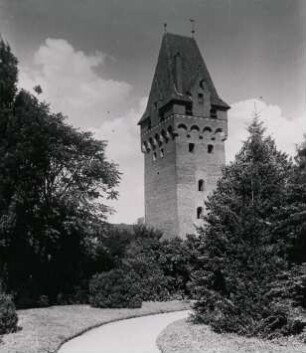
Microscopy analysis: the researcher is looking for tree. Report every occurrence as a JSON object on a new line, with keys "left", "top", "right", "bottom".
{"left": 121, "top": 225, "right": 200, "bottom": 301}
{"left": 271, "top": 138, "right": 306, "bottom": 309}
{"left": 122, "top": 225, "right": 171, "bottom": 301}
{"left": 288, "top": 137, "right": 306, "bottom": 264}
{"left": 0, "top": 39, "right": 18, "bottom": 110}
{"left": 0, "top": 39, "right": 120, "bottom": 306}
{"left": 192, "top": 118, "right": 305, "bottom": 337}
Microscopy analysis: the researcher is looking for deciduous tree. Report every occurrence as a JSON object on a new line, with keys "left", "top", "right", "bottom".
{"left": 0, "top": 39, "right": 120, "bottom": 306}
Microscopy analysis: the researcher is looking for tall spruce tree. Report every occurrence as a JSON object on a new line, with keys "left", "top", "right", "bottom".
{"left": 272, "top": 138, "right": 306, "bottom": 309}
{"left": 192, "top": 118, "right": 305, "bottom": 337}
{"left": 289, "top": 138, "right": 306, "bottom": 264}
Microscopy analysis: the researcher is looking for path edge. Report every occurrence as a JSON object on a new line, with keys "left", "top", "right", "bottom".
{"left": 56, "top": 306, "right": 191, "bottom": 353}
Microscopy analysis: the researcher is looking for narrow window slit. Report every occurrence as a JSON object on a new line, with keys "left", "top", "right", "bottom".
{"left": 189, "top": 143, "right": 195, "bottom": 153}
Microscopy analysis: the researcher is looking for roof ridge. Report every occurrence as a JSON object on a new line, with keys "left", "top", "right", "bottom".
{"left": 164, "top": 32, "right": 195, "bottom": 41}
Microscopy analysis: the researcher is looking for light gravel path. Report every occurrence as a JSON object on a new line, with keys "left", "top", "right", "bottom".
{"left": 59, "top": 310, "right": 190, "bottom": 353}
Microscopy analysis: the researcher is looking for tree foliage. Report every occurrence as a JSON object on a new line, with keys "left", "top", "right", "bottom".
{"left": 89, "top": 268, "right": 142, "bottom": 309}
{"left": 191, "top": 119, "right": 305, "bottom": 337}
{"left": 271, "top": 138, "right": 306, "bottom": 310}
{"left": 88, "top": 224, "right": 200, "bottom": 305}
{"left": 0, "top": 39, "right": 120, "bottom": 307}
{"left": 0, "top": 293, "right": 18, "bottom": 334}
{"left": 120, "top": 225, "right": 199, "bottom": 301}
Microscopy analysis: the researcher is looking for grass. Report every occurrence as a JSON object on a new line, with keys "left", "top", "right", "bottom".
{"left": 157, "top": 316, "right": 306, "bottom": 353}
{"left": 0, "top": 300, "right": 191, "bottom": 353}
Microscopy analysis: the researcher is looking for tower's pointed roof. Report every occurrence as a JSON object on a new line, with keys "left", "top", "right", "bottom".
{"left": 139, "top": 33, "right": 230, "bottom": 124}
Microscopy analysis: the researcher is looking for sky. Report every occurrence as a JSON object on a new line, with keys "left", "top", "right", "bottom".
{"left": 0, "top": 0, "right": 305, "bottom": 224}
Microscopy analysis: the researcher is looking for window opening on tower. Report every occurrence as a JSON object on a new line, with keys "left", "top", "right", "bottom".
{"left": 186, "top": 102, "right": 193, "bottom": 116}
{"left": 210, "top": 107, "right": 217, "bottom": 118}
{"left": 189, "top": 143, "right": 195, "bottom": 153}
{"left": 198, "top": 179, "right": 204, "bottom": 191}
{"left": 198, "top": 93, "right": 204, "bottom": 104}
{"left": 197, "top": 207, "right": 203, "bottom": 219}
{"left": 208, "top": 144, "right": 214, "bottom": 154}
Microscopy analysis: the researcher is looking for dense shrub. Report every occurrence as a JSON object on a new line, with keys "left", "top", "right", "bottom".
{"left": 36, "top": 295, "right": 50, "bottom": 308}
{"left": 123, "top": 226, "right": 171, "bottom": 301}
{"left": 254, "top": 304, "right": 306, "bottom": 339}
{"left": 122, "top": 225, "right": 199, "bottom": 301}
{"left": 0, "top": 293, "right": 18, "bottom": 334}
{"left": 193, "top": 289, "right": 306, "bottom": 338}
{"left": 89, "top": 268, "right": 142, "bottom": 308}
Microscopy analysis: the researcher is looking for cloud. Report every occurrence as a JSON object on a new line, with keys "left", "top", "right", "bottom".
{"left": 227, "top": 98, "right": 305, "bottom": 162}
{"left": 19, "top": 38, "right": 132, "bottom": 128}
{"left": 91, "top": 98, "right": 147, "bottom": 224}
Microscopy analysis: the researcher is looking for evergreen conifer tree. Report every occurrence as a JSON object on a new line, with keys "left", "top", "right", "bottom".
{"left": 271, "top": 138, "right": 306, "bottom": 309}
{"left": 192, "top": 118, "right": 305, "bottom": 337}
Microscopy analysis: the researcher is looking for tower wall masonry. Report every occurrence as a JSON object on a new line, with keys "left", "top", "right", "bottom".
{"left": 141, "top": 113, "right": 227, "bottom": 239}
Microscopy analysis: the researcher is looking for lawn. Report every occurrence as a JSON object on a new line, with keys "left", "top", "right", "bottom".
{"left": 157, "top": 317, "right": 306, "bottom": 353}
{"left": 0, "top": 300, "right": 191, "bottom": 353}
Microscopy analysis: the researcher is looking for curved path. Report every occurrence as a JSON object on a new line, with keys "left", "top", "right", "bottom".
{"left": 59, "top": 310, "right": 189, "bottom": 353}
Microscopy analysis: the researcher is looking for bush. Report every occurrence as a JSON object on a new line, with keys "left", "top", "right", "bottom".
{"left": 37, "top": 295, "right": 50, "bottom": 308}
{"left": 254, "top": 304, "right": 306, "bottom": 339}
{"left": 192, "top": 288, "right": 306, "bottom": 338}
{"left": 122, "top": 226, "right": 198, "bottom": 301}
{"left": 0, "top": 293, "right": 18, "bottom": 334}
{"left": 192, "top": 289, "right": 253, "bottom": 335}
{"left": 89, "top": 268, "right": 142, "bottom": 308}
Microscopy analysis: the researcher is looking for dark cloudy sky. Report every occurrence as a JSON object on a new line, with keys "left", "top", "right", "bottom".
{"left": 1, "top": 0, "right": 305, "bottom": 223}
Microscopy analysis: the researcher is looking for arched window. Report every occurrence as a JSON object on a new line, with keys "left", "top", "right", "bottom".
{"left": 197, "top": 207, "right": 203, "bottom": 219}
{"left": 153, "top": 152, "right": 157, "bottom": 161}
{"left": 198, "top": 179, "right": 204, "bottom": 191}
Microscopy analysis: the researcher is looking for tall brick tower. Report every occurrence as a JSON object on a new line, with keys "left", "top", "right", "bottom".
{"left": 138, "top": 33, "right": 230, "bottom": 239}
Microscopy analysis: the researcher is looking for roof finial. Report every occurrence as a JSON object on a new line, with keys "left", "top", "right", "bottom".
{"left": 163, "top": 23, "right": 167, "bottom": 34}
{"left": 189, "top": 18, "right": 195, "bottom": 37}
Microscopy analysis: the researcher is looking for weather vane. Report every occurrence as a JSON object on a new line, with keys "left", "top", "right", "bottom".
{"left": 189, "top": 18, "right": 195, "bottom": 37}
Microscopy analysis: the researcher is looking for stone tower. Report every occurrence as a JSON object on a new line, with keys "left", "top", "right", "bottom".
{"left": 138, "top": 33, "right": 230, "bottom": 239}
